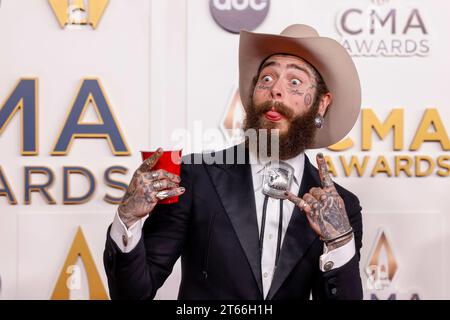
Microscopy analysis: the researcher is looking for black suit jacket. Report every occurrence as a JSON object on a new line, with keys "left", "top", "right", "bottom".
{"left": 103, "top": 144, "right": 363, "bottom": 300}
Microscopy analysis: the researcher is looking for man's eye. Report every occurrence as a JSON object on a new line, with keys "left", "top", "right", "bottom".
{"left": 262, "top": 75, "right": 273, "bottom": 82}
{"left": 291, "top": 79, "right": 301, "bottom": 86}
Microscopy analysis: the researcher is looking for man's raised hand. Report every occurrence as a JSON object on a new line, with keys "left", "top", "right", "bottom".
{"left": 118, "top": 148, "right": 185, "bottom": 228}
{"left": 285, "top": 153, "right": 353, "bottom": 250}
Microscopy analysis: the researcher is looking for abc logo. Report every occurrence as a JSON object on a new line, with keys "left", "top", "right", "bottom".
{"left": 210, "top": 0, "right": 270, "bottom": 34}
{"left": 213, "top": 0, "right": 268, "bottom": 11}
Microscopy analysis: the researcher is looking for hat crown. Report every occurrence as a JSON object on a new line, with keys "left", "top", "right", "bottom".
{"left": 280, "top": 24, "right": 319, "bottom": 38}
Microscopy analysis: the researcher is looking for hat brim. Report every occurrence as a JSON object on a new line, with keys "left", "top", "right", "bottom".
{"left": 239, "top": 30, "right": 361, "bottom": 149}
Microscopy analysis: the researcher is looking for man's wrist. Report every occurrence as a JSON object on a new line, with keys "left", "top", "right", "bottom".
{"left": 111, "top": 210, "right": 143, "bottom": 253}
{"left": 325, "top": 232, "right": 354, "bottom": 251}
{"left": 118, "top": 206, "right": 138, "bottom": 229}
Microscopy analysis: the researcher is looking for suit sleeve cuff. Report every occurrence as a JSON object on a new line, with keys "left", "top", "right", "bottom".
{"left": 109, "top": 209, "right": 143, "bottom": 253}
{"left": 319, "top": 236, "right": 355, "bottom": 272}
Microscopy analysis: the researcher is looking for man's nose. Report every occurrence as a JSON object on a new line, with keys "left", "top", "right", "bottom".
{"left": 270, "top": 80, "right": 284, "bottom": 100}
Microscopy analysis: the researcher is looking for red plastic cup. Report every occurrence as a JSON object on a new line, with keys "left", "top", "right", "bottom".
{"left": 140, "top": 149, "right": 182, "bottom": 204}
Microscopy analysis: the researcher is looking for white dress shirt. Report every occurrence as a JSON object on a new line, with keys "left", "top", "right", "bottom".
{"left": 110, "top": 150, "right": 355, "bottom": 299}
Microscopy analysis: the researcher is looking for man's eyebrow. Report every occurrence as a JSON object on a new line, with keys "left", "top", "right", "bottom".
{"left": 259, "top": 60, "right": 279, "bottom": 72}
{"left": 287, "top": 64, "right": 311, "bottom": 77}
{"left": 258, "top": 61, "right": 312, "bottom": 78}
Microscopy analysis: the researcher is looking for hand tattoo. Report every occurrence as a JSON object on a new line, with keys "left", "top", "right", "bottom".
{"left": 285, "top": 153, "right": 353, "bottom": 249}
{"left": 308, "top": 189, "right": 352, "bottom": 241}
{"left": 117, "top": 148, "right": 184, "bottom": 228}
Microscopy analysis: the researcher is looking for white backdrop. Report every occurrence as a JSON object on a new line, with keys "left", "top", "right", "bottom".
{"left": 0, "top": 0, "right": 449, "bottom": 300}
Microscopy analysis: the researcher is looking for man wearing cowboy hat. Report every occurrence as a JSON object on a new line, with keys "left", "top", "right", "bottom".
{"left": 103, "top": 24, "right": 363, "bottom": 300}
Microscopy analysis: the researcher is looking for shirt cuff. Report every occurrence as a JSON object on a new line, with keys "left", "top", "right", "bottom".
{"left": 109, "top": 210, "right": 143, "bottom": 253}
{"left": 319, "top": 236, "right": 355, "bottom": 272}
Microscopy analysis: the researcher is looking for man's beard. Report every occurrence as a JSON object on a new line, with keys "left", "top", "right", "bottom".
{"left": 242, "top": 100, "right": 319, "bottom": 160}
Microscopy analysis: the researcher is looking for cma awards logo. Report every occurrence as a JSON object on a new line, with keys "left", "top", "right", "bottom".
{"left": 365, "top": 229, "right": 420, "bottom": 300}
{"left": 336, "top": 0, "right": 430, "bottom": 57}
{"left": 210, "top": 0, "right": 270, "bottom": 34}
{"left": 51, "top": 227, "right": 108, "bottom": 300}
{"left": 49, "top": 0, "right": 109, "bottom": 30}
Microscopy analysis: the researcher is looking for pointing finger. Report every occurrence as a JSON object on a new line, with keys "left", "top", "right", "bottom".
{"left": 137, "top": 147, "right": 163, "bottom": 173}
{"left": 316, "top": 153, "right": 335, "bottom": 190}
{"left": 285, "top": 191, "right": 311, "bottom": 213}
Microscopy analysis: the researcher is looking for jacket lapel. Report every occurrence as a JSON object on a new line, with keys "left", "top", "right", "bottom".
{"left": 266, "top": 155, "right": 321, "bottom": 300}
{"left": 204, "top": 144, "right": 264, "bottom": 297}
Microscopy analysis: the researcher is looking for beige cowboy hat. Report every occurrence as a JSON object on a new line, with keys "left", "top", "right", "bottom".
{"left": 239, "top": 24, "right": 361, "bottom": 149}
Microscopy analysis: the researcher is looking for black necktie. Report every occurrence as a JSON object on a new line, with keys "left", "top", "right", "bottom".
{"left": 259, "top": 196, "right": 285, "bottom": 268}
{"left": 259, "top": 161, "right": 295, "bottom": 268}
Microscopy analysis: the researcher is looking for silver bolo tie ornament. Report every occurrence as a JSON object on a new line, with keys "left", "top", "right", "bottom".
{"left": 259, "top": 161, "right": 295, "bottom": 267}
{"left": 262, "top": 161, "right": 295, "bottom": 199}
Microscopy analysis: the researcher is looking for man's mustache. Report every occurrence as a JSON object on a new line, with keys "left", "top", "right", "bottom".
{"left": 254, "top": 101, "right": 295, "bottom": 120}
